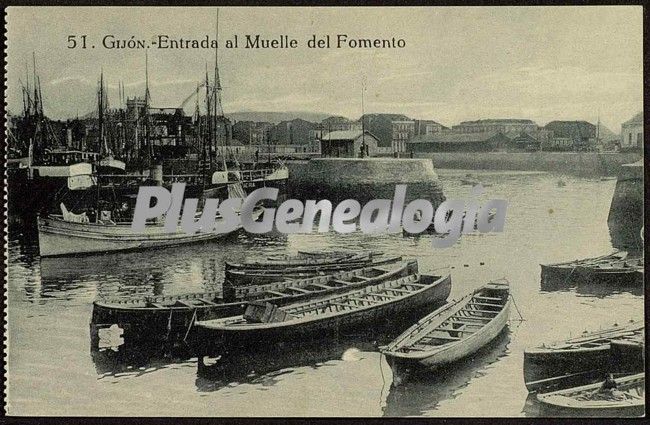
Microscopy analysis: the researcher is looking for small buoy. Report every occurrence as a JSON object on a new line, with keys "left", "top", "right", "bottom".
{"left": 480, "top": 262, "right": 485, "bottom": 265}
{"left": 464, "top": 264, "right": 469, "bottom": 267}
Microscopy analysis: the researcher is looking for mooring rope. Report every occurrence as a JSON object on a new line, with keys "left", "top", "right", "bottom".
{"left": 509, "top": 294, "right": 525, "bottom": 321}
{"left": 183, "top": 309, "right": 198, "bottom": 343}
{"left": 378, "top": 350, "right": 386, "bottom": 406}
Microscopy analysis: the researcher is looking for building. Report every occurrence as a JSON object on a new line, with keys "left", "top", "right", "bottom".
{"left": 126, "top": 97, "right": 147, "bottom": 120}
{"left": 391, "top": 120, "right": 416, "bottom": 153}
{"left": 546, "top": 137, "right": 574, "bottom": 151}
{"left": 311, "top": 116, "right": 362, "bottom": 148}
{"left": 620, "top": 112, "right": 643, "bottom": 151}
{"left": 268, "top": 118, "right": 317, "bottom": 146}
{"left": 407, "top": 131, "right": 511, "bottom": 152}
{"left": 360, "top": 113, "right": 411, "bottom": 150}
{"left": 232, "top": 120, "right": 272, "bottom": 145}
{"left": 320, "top": 130, "right": 380, "bottom": 158}
{"left": 414, "top": 119, "right": 447, "bottom": 136}
{"left": 544, "top": 120, "right": 597, "bottom": 151}
{"left": 510, "top": 132, "right": 541, "bottom": 151}
{"left": 452, "top": 119, "right": 538, "bottom": 134}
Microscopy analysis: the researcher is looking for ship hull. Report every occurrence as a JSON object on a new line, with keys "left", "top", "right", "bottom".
{"left": 37, "top": 215, "right": 240, "bottom": 257}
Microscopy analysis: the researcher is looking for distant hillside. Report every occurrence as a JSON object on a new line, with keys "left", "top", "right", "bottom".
{"left": 227, "top": 111, "right": 334, "bottom": 124}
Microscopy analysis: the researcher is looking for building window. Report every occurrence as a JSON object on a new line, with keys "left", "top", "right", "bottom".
{"left": 637, "top": 132, "right": 643, "bottom": 144}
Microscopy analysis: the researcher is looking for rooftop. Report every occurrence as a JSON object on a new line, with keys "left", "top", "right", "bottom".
{"left": 408, "top": 131, "right": 506, "bottom": 144}
{"left": 321, "top": 130, "right": 376, "bottom": 141}
{"left": 456, "top": 119, "right": 536, "bottom": 125}
{"left": 622, "top": 112, "right": 643, "bottom": 126}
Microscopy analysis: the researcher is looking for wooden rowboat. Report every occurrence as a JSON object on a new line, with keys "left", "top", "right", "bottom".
{"left": 609, "top": 335, "right": 645, "bottom": 374}
{"left": 225, "top": 255, "right": 402, "bottom": 285}
{"left": 537, "top": 373, "right": 644, "bottom": 417}
{"left": 235, "top": 250, "right": 380, "bottom": 268}
{"left": 573, "top": 257, "right": 644, "bottom": 286}
{"left": 380, "top": 281, "right": 510, "bottom": 383}
{"left": 38, "top": 206, "right": 263, "bottom": 257}
{"left": 90, "top": 259, "right": 417, "bottom": 346}
{"left": 540, "top": 251, "right": 627, "bottom": 286}
{"left": 524, "top": 320, "right": 644, "bottom": 392}
{"left": 191, "top": 271, "right": 452, "bottom": 355}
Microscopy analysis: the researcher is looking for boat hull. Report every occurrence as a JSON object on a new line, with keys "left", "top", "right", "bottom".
{"left": 38, "top": 215, "right": 239, "bottom": 257}
{"left": 523, "top": 323, "right": 644, "bottom": 392}
{"left": 91, "top": 261, "right": 419, "bottom": 346}
{"left": 191, "top": 274, "right": 452, "bottom": 356}
{"left": 537, "top": 373, "right": 645, "bottom": 417}
{"left": 524, "top": 347, "right": 611, "bottom": 392}
{"left": 225, "top": 257, "right": 399, "bottom": 285}
{"left": 573, "top": 266, "right": 642, "bottom": 286}
{"left": 385, "top": 302, "right": 511, "bottom": 376}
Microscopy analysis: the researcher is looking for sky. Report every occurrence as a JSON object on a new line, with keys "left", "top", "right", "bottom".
{"left": 5, "top": 6, "right": 643, "bottom": 130}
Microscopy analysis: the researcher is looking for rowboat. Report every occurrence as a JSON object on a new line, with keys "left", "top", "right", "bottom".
{"left": 232, "top": 250, "right": 381, "bottom": 268}
{"left": 609, "top": 335, "right": 645, "bottom": 374}
{"left": 540, "top": 251, "right": 627, "bottom": 285}
{"left": 225, "top": 255, "right": 403, "bottom": 285}
{"left": 38, "top": 178, "right": 261, "bottom": 257}
{"left": 380, "top": 281, "right": 510, "bottom": 383}
{"left": 38, "top": 213, "right": 249, "bottom": 257}
{"left": 573, "top": 256, "right": 644, "bottom": 286}
{"left": 537, "top": 373, "right": 644, "bottom": 417}
{"left": 90, "top": 259, "right": 416, "bottom": 346}
{"left": 191, "top": 271, "right": 452, "bottom": 355}
{"left": 523, "top": 320, "right": 644, "bottom": 392}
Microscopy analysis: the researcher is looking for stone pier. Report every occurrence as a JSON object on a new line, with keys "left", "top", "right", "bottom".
{"left": 286, "top": 157, "right": 445, "bottom": 207}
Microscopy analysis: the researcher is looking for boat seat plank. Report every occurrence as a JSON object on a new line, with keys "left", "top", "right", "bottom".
{"left": 460, "top": 308, "right": 500, "bottom": 314}
{"left": 427, "top": 334, "right": 461, "bottom": 341}
{"left": 368, "top": 292, "right": 399, "bottom": 299}
{"left": 329, "top": 302, "right": 356, "bottom": 309}
{"left": 176, "top": 300, "right": 200, "bottom": 308}
{"left": 311, "top": 283, "right": 333, "bottom": 290}
{"left": 265, "top": 290, "right": 289, "bottom": 297}
{"left": 149, "top": 303, "right": 165, "bottom": 309}
{"left": 451, "top": 316, "right": 492, "bottom": 323}
{"left": 405, "top": 282, "right": 428, "bottom": 288}
{"left": 288, "top": 286, "right": 311, "bottom": 294}
{"left": 408, "top": 344, "right": 431, "bottom": 351}
{"left": 468, "top": 301, "right": 502, "bottom": 308}
{"left": 435, "top": 324, "right": 466, "bottom": 332}
{"left": 347, "top": 296, "right": 380, "bottom": 304}
{"left": 199, "top": 299, "right": 219, "bottom": 306}
{"left": 331, "top": 279, "right": 352, "bottom": 286}
{"left": 474, "top": 296, "right": 502, "bottom": 302}
{"left": 386, "top": 288, "right": 413, "bottom": 294}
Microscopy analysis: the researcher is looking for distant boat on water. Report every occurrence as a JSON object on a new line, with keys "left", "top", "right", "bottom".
{"left": 37, "top": 180, "right": 260, "bottom": 257}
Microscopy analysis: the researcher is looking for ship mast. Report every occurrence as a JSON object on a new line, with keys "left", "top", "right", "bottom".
{"left": 144, "top": 52, "right": 153, "bottom": 164}
{"left": 98, "top": 71, "right": 103, "bottom": 155}
{"left": 361, "top": 76, "right": 367, "bottom": 158}
{"left": 205, "top": 64, "right": 212, "bottom": 171}
{"left": 213, "top": 9, "right": 228, "bottom": 170}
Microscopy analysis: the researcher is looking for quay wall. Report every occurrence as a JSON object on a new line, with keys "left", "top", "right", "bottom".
{"left": 414, "top": 152, "right": 641, "bottom": 176}
{"left": 286, "top": 158, "right": 445, "bottom": 206}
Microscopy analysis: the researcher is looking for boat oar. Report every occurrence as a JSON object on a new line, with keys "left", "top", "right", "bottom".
{"left": 183, "top": 309, "right": 198, "bottom": 343}
{"left": 528, "top": 370, "right": 602, "bottom": 392}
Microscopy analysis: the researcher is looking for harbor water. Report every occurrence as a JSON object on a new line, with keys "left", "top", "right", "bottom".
{"left": 6, "top": 169, "right": 643, "bottom": 417}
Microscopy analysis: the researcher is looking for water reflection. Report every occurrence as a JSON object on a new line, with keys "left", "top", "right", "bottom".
{"left": 6, "top": 170, "right": 645, "bottom": 417}
{"left": 196, "top": 334, "right": 380, "bottom": 393}
{"left": 382, "top": 329, "right": 511, "bottom": 416}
